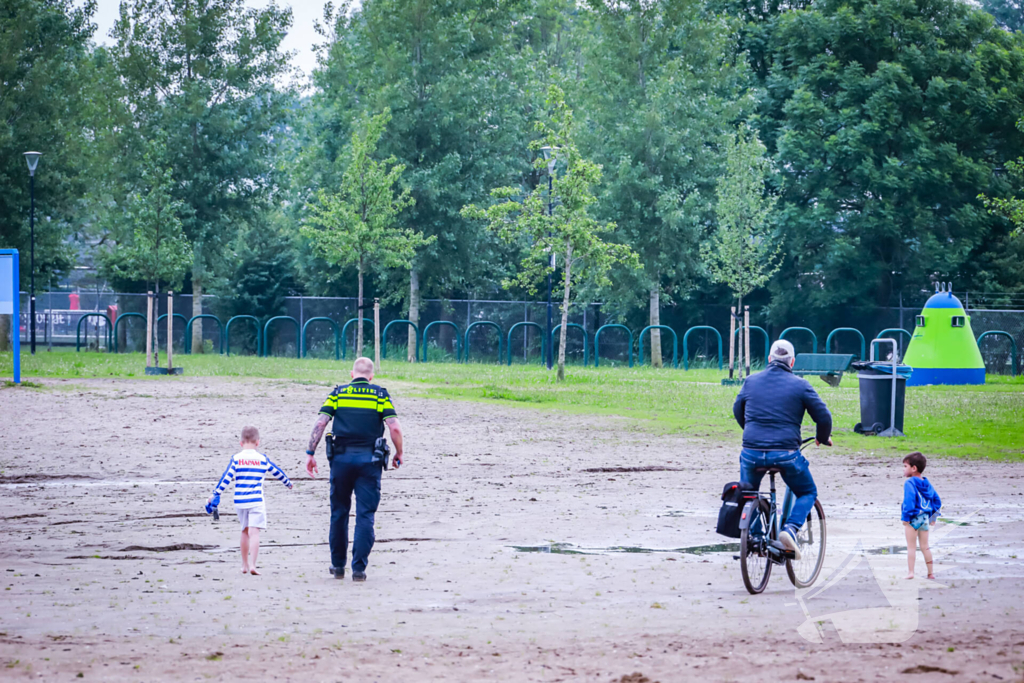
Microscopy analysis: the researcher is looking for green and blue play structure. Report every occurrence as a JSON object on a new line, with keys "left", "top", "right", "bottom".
{"left": 903, "top": 284, "right": 985, "bottom": 386}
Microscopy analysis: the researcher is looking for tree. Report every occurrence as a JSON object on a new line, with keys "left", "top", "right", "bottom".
{"left": 0, "top": 0, "right": 96, "bottom": 290}
{"left": 578, "top": 0, "right": 750, "bottom": 366}
{"left": 463, "top": 86, "right": 639, "bottom": 381}
{"left": 108, "top": 0, "right": 294, "bottom": 353}
{"left": 97, "top": 156, "right": 192, "bottom": 364}
{"left": 700, "top": 126, "right": 780, "bottom": 377}
{"left": 301, "top": 110, "right": 433, "bottom": 357}
{"left": 754, "top": 0, "right": 1024, "bottom": 317}
{"left": 980, "top": 0, "right": 1024, "bottom": 32}
{"left": 302, "top": 0, "right": 537, "bottom": 356}
{"left": 981, "top": 118, "right": 1024, "bottom": 237}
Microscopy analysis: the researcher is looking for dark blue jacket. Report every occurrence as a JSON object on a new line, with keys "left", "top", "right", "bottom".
{"left": 733, "top": 362, "right": 832, "bottom": 450}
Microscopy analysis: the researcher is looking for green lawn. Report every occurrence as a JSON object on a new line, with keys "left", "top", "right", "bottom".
{"left": 2, "top": 349, "right": 1022, "bottom": 460}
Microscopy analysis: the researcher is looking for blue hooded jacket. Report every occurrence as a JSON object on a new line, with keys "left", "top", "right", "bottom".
{"left": 902, "top": 477, "right": 941, "bottom": 523}
{"left": 733, "top": 361, "right": 832, "bottom": 450}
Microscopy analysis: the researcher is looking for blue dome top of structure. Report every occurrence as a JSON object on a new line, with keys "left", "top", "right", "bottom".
{"left": 923, "top": 292, "right": 964, "bottom": 309}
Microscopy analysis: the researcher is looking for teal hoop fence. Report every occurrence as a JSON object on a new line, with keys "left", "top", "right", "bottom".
{"left": 225, "top": 316, "right": 261, "bottom": 356}
{"left": 825, "top": 327, "right": 866, "bottom": 359}
{"left": 977, "top": 331, "right": 1018, "bottom": 376}
{"left": 551, "top": 323, "right": 589, "bottom": 367}
{"left": 156, "top": 313, "right": 188, "bottom": 351}
{"left": 734, "top": 326, "right": 770, "bottom": 365}
{"left": 302, "top": 317, "right": 340, "bottom": 360}
{"left": 382, "top": 320, "right": 420, "bottom": 360}
{"left": 262, "top": 316, "right": 301, "bottom": 358}
{"left": 506, "top": 322, "right": 546, "bottom": 366}
{"left": 421, "top": 321, "right": 461, "bottom": 362}
{"left": 873, "top": 328, "right": 913, "bottom": 360}
{"left": 184, "top": 315, "right": 224, "bottom": 354}
{"left": 594, "top": 324, "right": 633, "bottom": 367}
{"left": 464, "top": 321, "right": 502, "bottom": 363}
{"left": 112, "top": 312, "right": 146, "bottom": 353}
{"left": 682, "top": 326, "right": 723, "bottom": 370}
{"left": 638, "top": 325, "right": 679, "bottom": 368}
{"left": 75, "top": 313, "right": 113, "bottom": 352}
{"left": 779, "top": 327, "right": 818, "bottom": 354}
{"left": 340, "top": 318, "right": 373, "bottom": 359}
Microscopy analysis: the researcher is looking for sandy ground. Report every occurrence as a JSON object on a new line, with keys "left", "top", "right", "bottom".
{"left": 0, "top": 376, "right": 1022, "bottom": 682}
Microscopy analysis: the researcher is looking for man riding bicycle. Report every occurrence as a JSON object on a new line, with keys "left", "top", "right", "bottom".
{"left": 733, "top": 340, "right": 832, "bottom": 559}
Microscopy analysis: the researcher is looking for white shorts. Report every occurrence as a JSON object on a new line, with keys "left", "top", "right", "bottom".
{"left": 237, "top": 505, "right": 267, "bottom": 530}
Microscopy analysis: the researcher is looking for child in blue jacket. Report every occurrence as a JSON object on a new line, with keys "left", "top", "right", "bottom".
{"left": 901, "top": 452, "right": 942, "bottom": 579}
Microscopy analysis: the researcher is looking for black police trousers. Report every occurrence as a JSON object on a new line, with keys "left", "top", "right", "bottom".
{"left": 328, "top": 452, "right": 382, "bottom": 572}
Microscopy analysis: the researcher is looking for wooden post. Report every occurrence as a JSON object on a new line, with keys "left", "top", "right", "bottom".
{"left": 744, "top": 305, "right": 751, "bottom": 378}
{"left": 167, "top": 291, "right": 174, "bottom": 371}
{"left": 727, "top": 305, "right": 736, "bottom": 379}
{"left": 146, "top": 291, "right": 153, "bottom": 367}
{"left": 373, "top": 298, "right": 381, "bottom": 373}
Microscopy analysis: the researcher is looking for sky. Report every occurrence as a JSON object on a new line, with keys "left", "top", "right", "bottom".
{"left": 85, "top": 0, "right": 330, "bottom": 83}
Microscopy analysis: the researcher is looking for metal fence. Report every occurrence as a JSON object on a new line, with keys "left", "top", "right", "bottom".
{"left": 13, "top": 291, "right": 1023, "bottom": 374}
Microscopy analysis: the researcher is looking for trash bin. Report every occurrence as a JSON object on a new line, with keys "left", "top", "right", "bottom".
{"left": 852, "top": 361, "right": 912, "bottom": 437}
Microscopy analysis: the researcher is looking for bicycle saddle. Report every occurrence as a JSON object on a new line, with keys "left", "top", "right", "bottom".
{"left": 753, "top": 466, "right": 784, "bottom": 475}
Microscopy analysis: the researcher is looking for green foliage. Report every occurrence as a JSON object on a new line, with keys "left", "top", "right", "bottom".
{"left": 981, "top": 118, "right": 1024, "bottom": 237}
{"left": 578, "top": 0, "right": 752, "bottom": 309}
{"left": 0, "top": 0, "right": 96, "bottom": 287}
{"left": 463, "top": 85, "right": 639, "bottom": 380}
{"left": 754, "top": 0, "right": 1024, "bottom": 314}
{"left": 97, "top": 153, "right": 192, "bottom": 290}
{"left": 219, "top": 224, "right": 296, "bottom": 322}
{"left": 302, "top": 110, "right": 430, "bottom": 277}
{"left": 700, "top": 126, "right": 781, "bottom": 301}
{"left": 980, "top": 0, "right": 1024, "bottom": 32}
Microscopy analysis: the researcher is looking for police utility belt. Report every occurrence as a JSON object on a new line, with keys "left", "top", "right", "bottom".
{"left": 325, "top": 432, "right": 390, "bottom": 470}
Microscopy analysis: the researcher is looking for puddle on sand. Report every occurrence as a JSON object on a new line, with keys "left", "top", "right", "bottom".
{"left": 510, "top": 542, "right": 740, "bottom": 556}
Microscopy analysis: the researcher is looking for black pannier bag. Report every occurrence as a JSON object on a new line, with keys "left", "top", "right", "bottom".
{"left": 716, "top": 482, "right": 756, "bottom": 538}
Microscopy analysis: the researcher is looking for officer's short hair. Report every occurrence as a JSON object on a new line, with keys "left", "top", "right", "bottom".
{"left": 352, "top": 357, "right": 374, "bottom": 377}
{"left": 240, "top": 425, "right": 259, "bottom": 443}
{"left": 769, "top": 339, "right": 795, "bottom": 364}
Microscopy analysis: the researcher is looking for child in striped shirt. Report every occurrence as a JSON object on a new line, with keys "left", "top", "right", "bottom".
{"left": 206, "top": 425, "right": 293, "bottom": 575}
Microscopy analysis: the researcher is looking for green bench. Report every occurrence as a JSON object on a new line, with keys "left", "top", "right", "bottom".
{"left": 792, "top": 353, "right": 855, "bottom": 387}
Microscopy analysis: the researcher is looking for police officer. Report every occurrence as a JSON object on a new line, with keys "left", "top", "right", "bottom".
{"left": 305, "top": 357, "right": 404, "bottom": 582}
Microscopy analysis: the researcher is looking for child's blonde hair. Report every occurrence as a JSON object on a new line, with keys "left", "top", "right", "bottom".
{"left": 241, "top": 425, "right": 260, "bottom": 443}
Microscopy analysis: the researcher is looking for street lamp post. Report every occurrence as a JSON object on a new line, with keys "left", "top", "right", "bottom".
{"left": 23, "top": 152, "right": 42, "bottom": 355}
{"left": 541, "top": 146, "right": 558, "bottom": 371}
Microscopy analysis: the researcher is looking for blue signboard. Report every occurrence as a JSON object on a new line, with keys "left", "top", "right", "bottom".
{"left": 0, "top": 250, "right": 20, "bottom": 383}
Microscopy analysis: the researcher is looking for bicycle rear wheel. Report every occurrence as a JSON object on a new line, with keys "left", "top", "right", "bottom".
{"left": 740, "top": 500, "right": 772, "bottom": 594}
{"left": 786, "top": 499, "right": 826, "bottom": 588}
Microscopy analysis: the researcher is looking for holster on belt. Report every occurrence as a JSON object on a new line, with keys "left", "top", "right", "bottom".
{"left": 325, "top": 432, "right": 345, "bottom": 462}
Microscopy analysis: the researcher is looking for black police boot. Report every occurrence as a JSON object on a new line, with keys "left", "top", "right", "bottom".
{"left": 352, "top": 570, "right": 367, "bottom": 582}
{"left": 329, "top": 566, "right": 345, "bottom": 579}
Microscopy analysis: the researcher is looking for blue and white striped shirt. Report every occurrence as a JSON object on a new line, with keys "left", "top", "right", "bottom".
{"left": 212, "top": 449, "right": 292, "bottom": 509}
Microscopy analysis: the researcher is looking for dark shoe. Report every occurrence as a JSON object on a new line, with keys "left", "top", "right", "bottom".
{"left": 352, "top": 570, "right": 367, "bottom": 582}
{"left": 329, "top": 566, "right": 345, "bottom": 579}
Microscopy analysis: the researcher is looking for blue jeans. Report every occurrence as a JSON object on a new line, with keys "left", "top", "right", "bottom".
{"left": 739, "top": 449, "right": 817, "bottom": 534}
{"left": 329, "top": 453, "right": 382, "bottom": 572}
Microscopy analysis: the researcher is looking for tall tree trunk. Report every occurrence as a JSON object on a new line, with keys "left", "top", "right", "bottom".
{"left": 407, "top": 266, "right": 419, "bottom": 363}
{"left": 153, "top": 281, "right": 160, "bottom": 367}
{"left": 649, "top": 283, "right": 662, "bottom": 368}
{"left": 557, "top": 241, "right": 572, "bottom": 382}
{"left": 356, "top": 258, "right": 364, "bottom": 358}
{"left": 191, "top": 260, "right": 203, "bottom": 354}
{"left": 736, "top": 294, "right": 744, "bottom": 379}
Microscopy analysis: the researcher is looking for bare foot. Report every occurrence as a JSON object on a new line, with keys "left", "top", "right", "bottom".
{"left": 241, "top": 566, "right": 250, "bottom": 574}
{"left": 249, "top": 568, "right": 261, "bottom": 576}
{"left": 927, "top": 574, "right": 936, "bottom": 580}
{"left": 905, "top": 574, "right": 914, "bottom": 579}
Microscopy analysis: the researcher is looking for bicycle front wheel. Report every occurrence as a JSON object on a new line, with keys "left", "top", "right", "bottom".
{"left": 786, "top": 499, "right": 827, "bottom": 588}
{"left": 740, "top": 500, "right": 772, "bottom": 594}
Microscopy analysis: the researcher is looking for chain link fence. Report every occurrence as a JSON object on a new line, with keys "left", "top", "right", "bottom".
{"left": 12, "top": 290, "right": 1022, "bottom": 375}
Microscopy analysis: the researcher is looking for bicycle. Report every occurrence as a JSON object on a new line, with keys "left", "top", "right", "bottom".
{"left": 738, "top": 437, "right": 827, "bottom": 594}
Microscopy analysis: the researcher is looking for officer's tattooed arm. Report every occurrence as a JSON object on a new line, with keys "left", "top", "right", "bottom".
{"left": 385, "top": 416, "right": 404, "bottom": 467}
{"left": 308, "top": 414, "right": 330, "bottom": 453}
